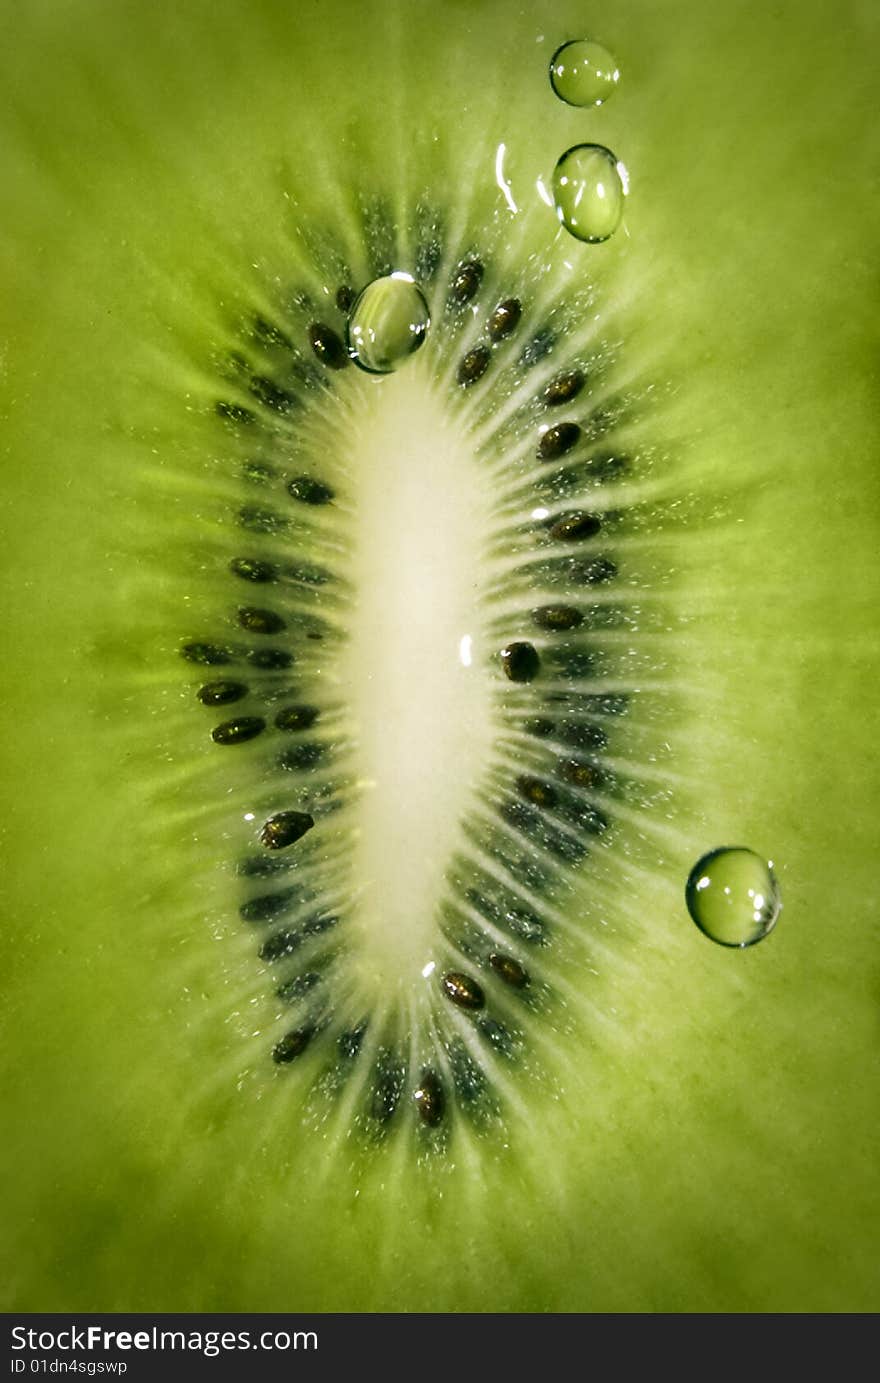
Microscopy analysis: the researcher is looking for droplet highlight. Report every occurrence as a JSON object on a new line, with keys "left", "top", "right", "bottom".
{"left": 347, "top": 272, "right": 431, "bottom": 374}
{"left": 685, "top": 847, "right": 781, "bottom": 948}
{"left": 549, "top": 39, "right": 620, "bottom": 107}
{"left": 552, "top": 144, "right": 627, "bottom": 244}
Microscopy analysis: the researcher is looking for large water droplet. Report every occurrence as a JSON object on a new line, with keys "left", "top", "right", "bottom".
{"left": 549, "top": 39, "right": 620, "bottom": 107}
{"left": 347, "top": 273, "right": 430, "bottom": 374}
{"left": 552, "top": 144, "right": 627, "bottom": 243}
{"left": 685, "top": 847, "right": 781, "bottom": 948}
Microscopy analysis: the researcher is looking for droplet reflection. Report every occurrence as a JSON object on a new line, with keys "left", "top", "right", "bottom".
{"left": 347, "top": 273, "right": 431, "bottom": 374}
{"left": 552, "top": 144, "right": 627, "bottom": 243}
{"left": 685, "top": 846, "right": 782, "bottom": 947}
{"left": 549, "top": 39, "right": 620, "bottom": 107}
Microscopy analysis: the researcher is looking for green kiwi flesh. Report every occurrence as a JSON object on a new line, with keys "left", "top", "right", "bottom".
{"left": 1, "top": 0, "right": 878, "bottom": 1313}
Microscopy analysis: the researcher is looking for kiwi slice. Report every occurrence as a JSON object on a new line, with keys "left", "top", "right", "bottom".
{"left": 1, "top": 0, "right": 878, "bottom": 1313}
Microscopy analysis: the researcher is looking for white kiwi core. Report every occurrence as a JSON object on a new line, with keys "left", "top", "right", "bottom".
{"left": 341, "top": 360, "right": 494, "bottom": 992}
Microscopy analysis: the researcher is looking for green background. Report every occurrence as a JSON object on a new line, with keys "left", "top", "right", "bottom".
{"left": 0, "top": 0, "right": 877, "bottom": 1311}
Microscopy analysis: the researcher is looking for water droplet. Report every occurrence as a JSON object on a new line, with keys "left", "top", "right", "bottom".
{"left": 549, "top": 39, "right": 620, "bottom": 107}
{"left": 347, "top": 272, "right": 430, "bottom": 374}
{"left": 685, "top": 847, "right": 781, "bottom": 948}
{"left": 552, "top": 144, "right": 627, "bottom": 243}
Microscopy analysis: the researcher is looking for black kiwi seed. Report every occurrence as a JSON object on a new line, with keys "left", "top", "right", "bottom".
{"left": 538, "top": 422, "right": 581, "bottom": 460}
{"left": 415, "top": 215, "right": 443, "bottom": 283}
{"left": 457, "top": 344, "right": 491, "bottom": 387}
{"left": 467, "top": 887, "right": 548, "bottom": 946}
{"left": 501, "top": 800, "right": 539, "bottom": 835}
{"left": 259, "top": 929, "right": 301, "bottom": 963}
{"left": 516, "top": 775, "right": 558, "bottom": 809}
{"left": 245, "top": 647, "right": 293, "bottom": 670}
{"left": 584, "top": 449, "right": 628, "bottom": 482}
{"left": 487, "top": 298, "right": 522, "bottom": 341}
{"left": 279, "top": 743, "right": 325, "bottom": 771}
{"left": 237, "top": 606, "right": 286, "bottom": 635}
{"left": 238, "top": 505, "right": 287, "bottom": 535}
{"left": 335, "top": 285, "right": 355, "bottom": 313}
{"left": 506, "top": 908, "right": 548, "bottom": 946}
{"left": 211, "top": 716, "right": 266, "bottom": 745}
{"left": 520, "top": 329, "right": 555, "bottom": 367}
{"left": 558, "top": 758, "right": 601, "bottom": 788}
{"left": 370, "top": 1049, "right": 406, "bottom": 1124}
{"left": 570, "top": 556, "right": 617, "bottom": 585}
{"left": 574, "top": 804, "right": 610, "bottom": 837}
{"left": 543, "top": 369, "right": 585, "bottom": 406}
{"left": 500, "top": 641, "right": 540, "bottom": 683}
{"left": 523, "top": 716, "right": 555, "bottom": 738}
{"left": 253, "top": 315, "right": 292, "bottom": 350}
{"left": 558, "top": 721, "right": 608, "bottom": 751}
{"left": 479, "top": 1017, "right": 514, "bottom": 1054}
{"left": 215, "top": 400, "right": 256, "bottom": 425}
{"left": 338, "top": 1024, "right": 367, "bottom": 1060}
{"left": 249, "top": 375, "right": 294, "bottom": 413}
{"left": 413, "top": 1069, "right": 446, "bottom": 1127}
{"left": 302, "top": 913, "right": 338, "bottom": 938}
{"left": 237, "top": 854, "right": 293, "bottom": 879}
{"left": 240, "top": 886, "right": 299, "bottom": 923}
{"left": 552, "top": 650, "right": 593, "bottom": 679}
{"left": 308, "top": 322, "right": 349, "bottom": 369}
{"left": 532, "top": 604, "right": 583, "bottom": 632}
{"left": 181, "top": 641, "right": 233, "bottom": 666}
{"left": 446, "top": 1039, "right": 488, "bottom": 1106}
{"left": 501, "top": 799, "right": 586, "bottom": 865}
{"left": 448, "top": 258, "right": 483, "bottom": 305}
{"left": 197, "top": 680, "right": 248, "bottom": 706}
{"left": 230, "top": 556, "right": 277, "bottom": 584}
{"left": 277, "top": 972, "right": 321, "bottom": 1002}
{"left": 241, "top": 459, "right": 277, "bottom": 484}
{"left": 259, "top": 810, "right": 315, "bottom": 850}
{"left": 286, "top": 561, "right": 331, "bottom": 586}
{"left": 441, "top": 971, "right": 485, "bottom": 1011}
{"left": 549, "top": 511, "right": 601, "bottom": 542}
{"left": 488, "top": 953, "right": 529, "bottom": 989}
{"left": 287, "top": 475, "right": 334, "bottom": 506}
{"left": 275, "top": 704, "right": 319, "bottom": 732}
{"left": 272, "top": 1027, "right": 313, "bottom": 1064}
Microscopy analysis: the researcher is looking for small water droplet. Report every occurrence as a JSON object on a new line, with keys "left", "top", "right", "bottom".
{"left": 552, "top": 144, "right": 627, "bottom": 243}
{"left": 685, "top": 847, "right": 781, "bottom": 948}
{"left": 549, "top": 39, "right": 620, "bottom": 107}
{"left": 347, "top": 272, "right": 430, "bottom": 374}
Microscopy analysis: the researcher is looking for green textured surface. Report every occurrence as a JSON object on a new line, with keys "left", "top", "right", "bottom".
{"left": 1, "top": 0, "right": 878, "bottom": 1312}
